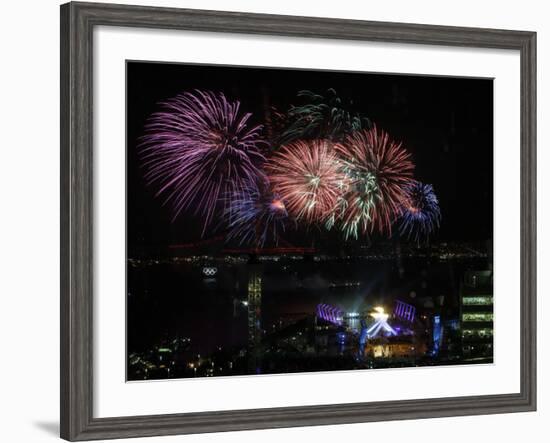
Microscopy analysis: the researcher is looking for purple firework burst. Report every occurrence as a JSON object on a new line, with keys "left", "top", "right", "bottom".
{"left": 140, "top": 90, "right": 266, "bottom": 231}
{"left": 399, "top": 182, "right": 441, "bottom": 243}
{"left": 225, "top": 182, "right": 288, "bottom": 247}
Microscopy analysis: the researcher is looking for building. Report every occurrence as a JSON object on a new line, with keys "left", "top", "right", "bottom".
{"left": 247, "top": 264, "right": 263, "bottom": 372}
{"left": 365, "top": 336, "right": 426, "bottom": 360}
{"left": 460, "top": 270, "right": 493, "bottom": 359}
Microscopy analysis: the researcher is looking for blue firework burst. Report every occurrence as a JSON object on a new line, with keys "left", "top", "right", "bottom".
{"left": 225, "top": 182, "right": 288, "bottom": 247}
{"left": 399, "top": 182, "right": 441, "bottom": 243}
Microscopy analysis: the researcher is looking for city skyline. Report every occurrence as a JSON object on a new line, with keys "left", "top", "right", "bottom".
{"left": 126, "top": 61, "right": 493, "bottom": 380}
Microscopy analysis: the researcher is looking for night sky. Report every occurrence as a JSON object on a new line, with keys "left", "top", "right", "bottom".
{"left": 126, "top": 61, "right": 493, "bottom": 256}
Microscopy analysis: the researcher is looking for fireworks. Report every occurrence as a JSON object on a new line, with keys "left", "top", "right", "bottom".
{"left": 267, "top": 139, "right": 347, "bottom": 224}
{"left": 225, "top": 182, "right": 288, "bottom": 247}
{"left": 277, "top": 89, "right": 370, "bottom": 146}
{"left": 325, "top": 167, "right": 379, "bottom": 240}
{"left": 333, "top": 127, "right": 414, "bottom": 237}
{"left": 399, "top": 182, "right": 441, "bottom": 243}
{"left": 140, "top": 90, "right": 266, "bottom": 231}
{"left": 139, "top": 87, "right": 438, "bottom": 245}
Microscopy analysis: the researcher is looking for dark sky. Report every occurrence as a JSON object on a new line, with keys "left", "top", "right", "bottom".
{"left": 126, "top": 61, "right": 493, "bottom": 256}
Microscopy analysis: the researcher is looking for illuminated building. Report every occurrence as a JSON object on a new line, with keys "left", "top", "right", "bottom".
{"left": 247, "top": 264, "right": 263, "bottom": 372}
{"left": 344, "top": 312, "right": 361, "bottom": 333}
{"left": 366, "top": 339, "right": 424, "bottom": 359}
{"left": 394, "top": 300, "right": 416, "bottom": 322}
{"left": 358, "top": 319, "right": 368, "bottom": 360}
{"left": 431, "top": 315, "right": 443, "bottom": 356}
{"left": 364, "top": 308, "right": 423, "bottom": 360}
{"left": 361, "top": 306, "right": 429, "bottom": 361}
{"left": 366, "top": 307, "right": 397, "bottom": 338}
{"left": 460, "top": 270, "right": 493, "bottom": 358}
{"left": 316, "top": 303, "right": 344, "bottom": 325}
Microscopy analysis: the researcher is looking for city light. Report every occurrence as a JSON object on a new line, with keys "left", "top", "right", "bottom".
{"left": 432, "top": 315, "right": 442, "bottom": 356}
{"left": 394, "top": 300, "right": 416, "bottom": 322}
{"left": 126, "top": 63, "right": 495, "bottom": 381}
{"left": 316, "top": 303, "right": 344, "bottom": 325}
{"left": 367, "top": 307, "right": 397, "bottom": 338}
{"left": 202, "top": 266, "right": 218, "bottom": 276}
{"left": 370, "top": 306, "right": 386, "bottom": 317}
{"left": 462, "top": 296, "right": 493, "bottom": 305}
{"left": 462, "top": 313, "right": 493, "bottom": 322}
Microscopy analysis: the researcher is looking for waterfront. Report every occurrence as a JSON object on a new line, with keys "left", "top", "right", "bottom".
{"left": 127, "top": 247, "right": 493, "bottom": 380}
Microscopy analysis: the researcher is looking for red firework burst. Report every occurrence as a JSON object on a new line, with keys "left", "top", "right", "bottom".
{"left": 266, "top": 140, "right": 346, "bottom": 224}
{"left": 334, "top": 126, "right": 414, "bottom": 235}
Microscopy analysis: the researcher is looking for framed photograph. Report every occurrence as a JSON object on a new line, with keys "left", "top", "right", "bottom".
{"left": 60, "top": 1, "right": 536, "bottom": 440}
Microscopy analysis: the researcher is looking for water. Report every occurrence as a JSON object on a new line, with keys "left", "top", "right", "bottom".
{"left": 127, "top": 256, "right": 487, "bottom": 358}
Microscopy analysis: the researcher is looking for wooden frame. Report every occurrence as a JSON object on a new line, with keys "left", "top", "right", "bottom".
{"left": 60, "top": 1, "right": 537, "bottom": 440}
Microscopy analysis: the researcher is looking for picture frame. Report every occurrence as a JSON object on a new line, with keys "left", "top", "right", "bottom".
{"left": 60, "top": 1, "right": 536, "bottom": 441}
